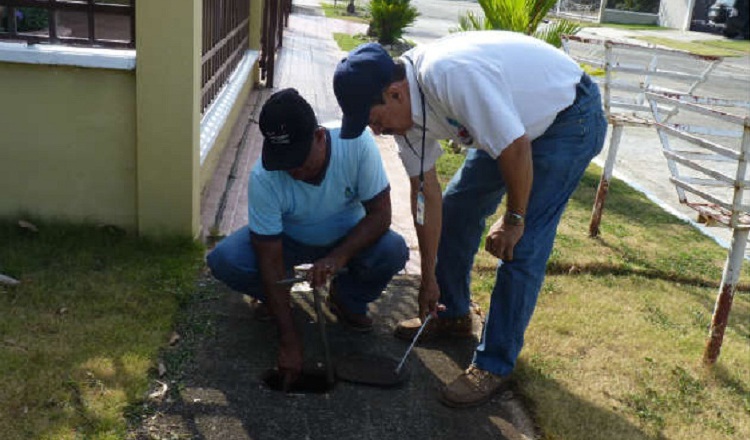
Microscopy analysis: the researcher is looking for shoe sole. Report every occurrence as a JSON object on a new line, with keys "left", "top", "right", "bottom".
{"left": 437, "top": 381, "right": 509, "bottom": 409}
{"left": 437, "top": 390, "right": 495, "bottom": 408}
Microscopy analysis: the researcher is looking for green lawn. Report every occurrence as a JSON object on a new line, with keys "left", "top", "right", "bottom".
{"left": 0, "top": 222, "right": 203, "bottom": 440}
{"left": 435, "top": 150, "right": 750, "bottom": 440}
{"left": 320, "top": 2, "right": 370, "bottom": 24}
{"left": 636, "top": 36, "right": 750, "bottom": 56}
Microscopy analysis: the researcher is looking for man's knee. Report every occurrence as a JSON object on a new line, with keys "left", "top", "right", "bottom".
{"left": 371, "top": 231, "right": 409, "bottom": 276}
{"left": 206, "top": 246, "right": 262, "bottom": 297}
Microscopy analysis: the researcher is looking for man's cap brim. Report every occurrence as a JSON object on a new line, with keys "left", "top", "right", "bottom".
{"left": 261, "top": 138, "right": 311, "bottom": 171}
{"left": 339, "top": 110, "right": 369, "bottom": 139}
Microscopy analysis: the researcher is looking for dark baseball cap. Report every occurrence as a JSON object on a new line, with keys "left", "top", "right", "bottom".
{"left": 259, "top": 88, "right": 318, "bottom": 171}
{"left": 333, "top": 43, "right": 395, "bottom": 139}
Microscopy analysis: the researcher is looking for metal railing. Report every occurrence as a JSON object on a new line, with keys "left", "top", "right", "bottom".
{"left": 0, "top": 0, "right": 135, "bottom": 48}
{"left": 259, "top": 0, "right": 289, "bottom": 88}
{"left": 201, "top": 0, "right": 250, "bottom": 114}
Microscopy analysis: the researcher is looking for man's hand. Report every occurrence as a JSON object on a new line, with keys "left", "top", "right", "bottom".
{"left": 418, "top": 275, "right": 441, "bottom": 321}
{"left": 310, "top": 256, "right": 345, "bottom": 288}
{"left": 485, "top": 216, "right": 525, "bottom": 261}
{"left": 278, "top": 333, "right": 303, "bottom": 391}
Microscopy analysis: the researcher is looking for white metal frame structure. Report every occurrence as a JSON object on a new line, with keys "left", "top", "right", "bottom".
{"left": 561, "top": 35, "right": 730, "bottom": 237}
{"left": 647, "top": 91, "right": 750, "bottom": 364}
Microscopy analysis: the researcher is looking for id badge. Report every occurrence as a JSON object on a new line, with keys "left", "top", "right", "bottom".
{"left": 416, "top": 191, "right": 425, "bottom": 226}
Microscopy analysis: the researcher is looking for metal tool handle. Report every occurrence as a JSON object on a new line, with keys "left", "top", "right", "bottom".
{"left": 312, "top": 278, "right": 335, "bottom": 386}
{"left": 395, "top": 314, "right": 433, "bottom": 374}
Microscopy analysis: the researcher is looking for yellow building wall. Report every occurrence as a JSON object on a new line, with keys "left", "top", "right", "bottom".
{"left": 136, "top": 0, "right": 202, "bottom": 237}
{"left": 0, "top": 63, "right": 137, "bottom": 229}
{"left": 0, "top": 0, "right": 261, "bottom": 237}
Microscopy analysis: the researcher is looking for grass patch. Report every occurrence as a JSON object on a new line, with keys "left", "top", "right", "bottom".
{"left": 636, "top": 36, "right": 750, "bottom": 56}
{"left": 579, "top": 22, "right": 669, "bottom": 31}
{"left": 435, "top": 150, "right": 750, "bottom": 439}
{"left": 333, "top": 31, "right": 370, "bottom": 52}
{"left": 333, "top": 32, "right": 413, "bottom": 56}
{"left": 321, "top": 2, "right": 370, "bottom": 24}
{"left": 698, "top": 38, "right": 750, "bottom": 55}
{"left": 0, "top": 220, "right": 203, "bottom": 440}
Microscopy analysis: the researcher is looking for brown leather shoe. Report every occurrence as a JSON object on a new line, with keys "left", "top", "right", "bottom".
{"left": 394, "top": 303, "right": 483, "bottom": 342}
{"left": 439, "top": 365, "right": 509, "bottom": 408}
{"left": 327, "top": 294, "right": 373, "bottom": 333}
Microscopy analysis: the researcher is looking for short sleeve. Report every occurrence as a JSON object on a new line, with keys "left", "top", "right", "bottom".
{"left": 247, "top": 165, "right": 284, "bottom": 237}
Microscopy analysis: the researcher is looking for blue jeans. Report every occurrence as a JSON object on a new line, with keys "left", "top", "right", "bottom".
{"left": 436, "top": 74, "right": 607, "bottom": 376}
{"left": 206, "top": 226, "right": 409, "bottom": 315}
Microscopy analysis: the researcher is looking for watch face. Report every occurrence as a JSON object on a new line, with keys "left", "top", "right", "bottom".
{"left": 505, "top": 212, "right": 524, "bottom": 226}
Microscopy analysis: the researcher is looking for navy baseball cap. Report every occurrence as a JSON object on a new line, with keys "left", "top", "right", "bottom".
{"left": 259, "top": 88, "right": 318, "bottom": 171}
{"left": 333, "top": 43, "right": 395, "bottom": 139}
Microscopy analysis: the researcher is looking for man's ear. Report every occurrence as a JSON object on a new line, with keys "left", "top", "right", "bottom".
{"left": 314, "top": 126, "right": 327, "bottom": 143}
{"left": 386, "top": 80, "right": 409, "bottom": 103}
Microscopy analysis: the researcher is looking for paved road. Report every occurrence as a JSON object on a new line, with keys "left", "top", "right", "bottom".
{"left": 403, "top": 0, "right": 483, "bottom": 44}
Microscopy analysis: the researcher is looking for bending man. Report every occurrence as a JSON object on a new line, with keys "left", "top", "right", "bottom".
{"left": 333, "top": 31, "right": 606, "bottom": 407}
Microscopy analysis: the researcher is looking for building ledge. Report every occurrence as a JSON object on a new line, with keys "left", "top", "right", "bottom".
{"left": 200, "top": 49, "right": 260, "bottom": 165}
{"left": 0, "top": 41, "right": 135, "bottom": 70}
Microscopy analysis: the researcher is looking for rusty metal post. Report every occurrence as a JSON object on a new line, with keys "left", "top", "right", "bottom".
{"left": 703, "top": 227, "right": 748, "bottom": 364}
{"left": 276, "top": 0, "right": 284, "bottom": 48}
{"left": 266, "top": 0, "right": 279, "bottom": 87}
{"left": 589, "top": 123, "right": 623, "bottom": 237}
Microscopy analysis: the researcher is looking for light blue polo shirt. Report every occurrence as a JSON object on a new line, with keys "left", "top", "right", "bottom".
{"left": 248, "top": 126, "right": 389, "bottom": 247}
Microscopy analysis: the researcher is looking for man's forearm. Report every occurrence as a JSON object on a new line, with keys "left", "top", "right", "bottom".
{"left": 252, "top": 238, "right": 297, "bottom": 340}
{"left": 498, "top": 135, "right": 533, "bottom": 215}
{"left": 328, "top": 192, "right": 391, "bottom": 266}
{"left": 411, "top": 169, "right": 442, "bottom": 280}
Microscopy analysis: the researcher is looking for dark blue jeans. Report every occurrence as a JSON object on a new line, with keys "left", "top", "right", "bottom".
{"left": 207, "top": 226, "right": 409, "bottom": 315}
{"left": 436, "top": 74, "right": 607, "bottom": 375}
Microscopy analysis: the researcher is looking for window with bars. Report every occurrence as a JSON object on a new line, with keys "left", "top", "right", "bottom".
{"left": 0, "top": 0, "right": 135, "bottom": 48}
{"left": 201, "top": 0, "right": 250, "bottom": 114}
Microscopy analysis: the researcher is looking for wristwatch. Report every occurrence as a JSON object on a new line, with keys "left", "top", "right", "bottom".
{"left": 504, "top": 211, "right": 525, "bottom": 226}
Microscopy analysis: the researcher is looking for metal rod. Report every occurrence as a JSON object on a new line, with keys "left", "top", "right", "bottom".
{"left": 313, "top": 281, "right": 335, "bottom": 385}
{"left": 395, "top": 314, "right": 432, "bottom": 374}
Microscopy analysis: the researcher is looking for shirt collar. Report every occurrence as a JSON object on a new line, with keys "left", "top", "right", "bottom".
{"left": 401, "top": 55, "right": 427, "bottom": 132}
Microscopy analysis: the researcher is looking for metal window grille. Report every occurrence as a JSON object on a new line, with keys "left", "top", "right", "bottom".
{"left": 0, "top": 0, "right": 135, "bottom": 48}
{"left": 201, "top": 0, "right": 250, "bottom": 114}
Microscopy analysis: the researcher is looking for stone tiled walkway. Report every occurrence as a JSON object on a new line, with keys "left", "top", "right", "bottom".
{"left": 201, "top": 12, "right": 420, "bottom": 274}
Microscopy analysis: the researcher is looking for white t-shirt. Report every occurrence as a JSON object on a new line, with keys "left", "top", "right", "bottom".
{"left": 396, "top": 31, "right": 583, "bottom": 177}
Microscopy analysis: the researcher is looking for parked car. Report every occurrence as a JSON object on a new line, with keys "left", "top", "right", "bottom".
{"left": 708, "top": 0, "right": 750, "bottom": 39}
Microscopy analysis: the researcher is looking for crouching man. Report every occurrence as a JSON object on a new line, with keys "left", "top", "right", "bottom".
{"left": 207, "top": 88, "right": 408, "bottom": 387}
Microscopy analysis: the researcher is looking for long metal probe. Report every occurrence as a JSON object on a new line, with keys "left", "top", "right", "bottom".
{"left": 395, "top": 314, "right": 432, "bottom": 374}
{"left": 312, "top": 280, "right": 335, "bottom": 385}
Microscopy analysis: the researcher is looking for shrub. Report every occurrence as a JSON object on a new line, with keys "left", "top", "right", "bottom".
{"left": 453, "top": 0, "right": 580, "bottom": 48}
{"left": 1, "top": 7, "right": 49, "bottom": 33}
{"left": 368, "top": 0, "right": 419, "bottom": 45}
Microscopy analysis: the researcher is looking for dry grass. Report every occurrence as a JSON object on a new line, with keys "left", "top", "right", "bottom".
{"left": 0, "top": 222, "right": 203, "bottom": 439}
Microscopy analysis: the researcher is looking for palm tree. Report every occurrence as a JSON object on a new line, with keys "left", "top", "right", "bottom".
{"left": 453, "top": 0, "right": 580, "bottom": 48}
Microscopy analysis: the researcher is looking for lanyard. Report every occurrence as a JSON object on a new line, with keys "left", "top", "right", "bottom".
{"left": 402, "top": 56, "right": 427, "bottom": 224}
